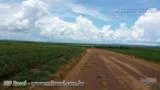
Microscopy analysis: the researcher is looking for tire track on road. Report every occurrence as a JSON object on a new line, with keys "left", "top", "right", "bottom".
{"left": 99, "top": 55, "right": 150, "bottom": 90}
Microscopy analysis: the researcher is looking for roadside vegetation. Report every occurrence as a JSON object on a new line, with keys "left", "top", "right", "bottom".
{"left": 96, "top": 46, "right": 160, "bottom": 63}
{"left": 0, "top": 41, "right": 86, "bottom": 81}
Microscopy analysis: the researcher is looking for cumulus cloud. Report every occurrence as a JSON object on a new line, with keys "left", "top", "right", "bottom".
{"left": 35, "top": 8, "right": 160, "bottom": 43}
{"left": 0, "top": 3, "right": 19, "bottom": 26}
{"left": 1, "top": 0, "right": 160, "bottom": 45}
{"left": 35, "top": 16, "right": 99, "bottom": 40}
{"left": 133, "top": 8, "right": 160, "bottom": 41}
{"left": 5, "top": 0, "right": 49, "bottom": 31}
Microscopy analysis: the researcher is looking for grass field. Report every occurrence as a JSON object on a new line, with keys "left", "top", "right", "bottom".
{"left": 0, "top": 41, "right": 86, "bottom": 81}
{"left": 97, "top": 46, "right": 160, "bottom": 63}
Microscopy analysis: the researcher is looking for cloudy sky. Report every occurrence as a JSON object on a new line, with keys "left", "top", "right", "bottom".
{"left": 0, "top": 0, "right": 160, "bottom": 45}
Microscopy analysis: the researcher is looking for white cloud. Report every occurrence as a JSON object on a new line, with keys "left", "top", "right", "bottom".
{"left": 5, "top": 0, "right": 49, "bottom": 31}
{"left": 133, "top": 8, "right": 160, "bottom": 41}
{"left": 39, "top": 8, "right": 160, "bottom": 43}
{"left": 35, "top": 15, "right": 99, "bottom": 40}
{"left": 0, "top": 3, "right": 20, "bottom": 26}
{"left": 35, "top": 16, "right": 137, "bottom": 42}
{"left": 1, "top": 0, "right": 160, "bottom": 45}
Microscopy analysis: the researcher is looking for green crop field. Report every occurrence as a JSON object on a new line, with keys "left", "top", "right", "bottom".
{"left": 0, "top": 41, "right": 86, "bottom": 82}
{"left": 97, "top": 46, "right": 160, "bottom": 63}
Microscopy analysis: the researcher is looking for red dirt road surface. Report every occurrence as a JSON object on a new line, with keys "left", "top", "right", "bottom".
{"left": 33, "top": 48, "right": 160, "bottom": 90}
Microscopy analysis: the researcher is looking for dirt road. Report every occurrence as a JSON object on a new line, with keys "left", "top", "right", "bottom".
{"left": 32, "top": 48, "right": 160, "bottom": 90}
{"left": 56, "top": 48, "right": 160, "bottom": 90}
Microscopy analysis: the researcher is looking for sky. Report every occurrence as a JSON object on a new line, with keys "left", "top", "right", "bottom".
{"left": 0, "top": 0, "right": 160, "bottom": 45}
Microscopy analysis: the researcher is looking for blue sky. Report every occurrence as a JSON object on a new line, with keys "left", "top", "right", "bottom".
{"left": 0, "top": 0, "right": 160, "bottom": 45}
